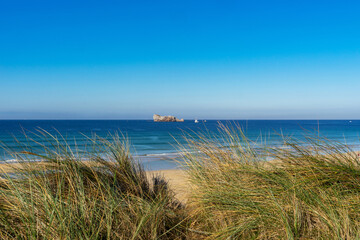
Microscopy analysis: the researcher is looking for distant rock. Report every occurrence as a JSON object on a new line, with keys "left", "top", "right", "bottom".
{"left": 153, "top": 114, "right": 184, "bottom": 122}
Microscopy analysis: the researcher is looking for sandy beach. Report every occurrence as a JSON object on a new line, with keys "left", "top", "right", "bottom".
{"left": 0, "top": 161, "right": 190, "bottom": 202}
{"left": 148, "top": 169, "right": 189, "bottom": 202}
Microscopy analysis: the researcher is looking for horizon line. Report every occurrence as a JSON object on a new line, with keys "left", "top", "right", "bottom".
{"left": 0, "top": 118, "right": 359, "bottom": 121}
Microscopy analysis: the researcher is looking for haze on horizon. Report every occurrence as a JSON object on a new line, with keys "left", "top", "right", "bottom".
{"left": 1, "top": 1, "right": 360, "bottom": 120}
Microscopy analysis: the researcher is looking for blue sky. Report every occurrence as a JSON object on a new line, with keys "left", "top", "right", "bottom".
{"left": 1, "top": 0, "right": 360, "bottom": 119}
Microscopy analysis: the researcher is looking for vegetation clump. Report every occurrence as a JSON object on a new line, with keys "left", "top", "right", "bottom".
{"left": 0, "top": 132, "right": 187, "bottom": 239}
{"left": 1, "top": 126, "right": 360, "bottom": 239}
{"left": 183, "top": 125, "right": 360, "bottom": 239}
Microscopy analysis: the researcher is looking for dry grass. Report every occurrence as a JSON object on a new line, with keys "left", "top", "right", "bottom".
{"left": 182, "top": 124, "right": 360, "bottom": 239}
{"left": 1, "top": 125, "right": 360, "bottom": 239}
{"left": 0, "top": 132, "right": 188, "bottom": 239}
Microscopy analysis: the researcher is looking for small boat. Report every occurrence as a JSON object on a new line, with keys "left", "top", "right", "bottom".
{"left": 195, "top": 119, "right": 199, "bottom": 123}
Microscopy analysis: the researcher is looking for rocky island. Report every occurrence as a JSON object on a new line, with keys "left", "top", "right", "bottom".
{"left": 153, "top": 114, "right": 184, "bottom": 122}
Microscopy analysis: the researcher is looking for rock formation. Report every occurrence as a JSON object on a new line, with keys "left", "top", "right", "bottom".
{"left": 153, "top": 114, "right": 184, "bottom": 122}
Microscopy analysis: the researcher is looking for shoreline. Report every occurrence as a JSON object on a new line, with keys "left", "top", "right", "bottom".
{"left": 1, "top": 150, "right": 358, "bottom": 204}
{"left": 0, "top": 160, "right": 189, "bottom": 202}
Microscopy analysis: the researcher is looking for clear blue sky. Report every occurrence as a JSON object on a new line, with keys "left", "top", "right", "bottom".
{"left": 1, "top": 0, "right": 360, "bottom": 119}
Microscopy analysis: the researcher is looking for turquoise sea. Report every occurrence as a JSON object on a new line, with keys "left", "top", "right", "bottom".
{"left": 0, "top": 120, "right": 359, "bottom": 170}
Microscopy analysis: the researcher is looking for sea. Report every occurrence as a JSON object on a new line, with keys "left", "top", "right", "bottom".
{"left": 0, "top": 120, "right": 359, "bottom": 170}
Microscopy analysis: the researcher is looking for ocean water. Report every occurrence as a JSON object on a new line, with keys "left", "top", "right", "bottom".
{"left": 0, "top": 120, "right": 359, "bottom": 170}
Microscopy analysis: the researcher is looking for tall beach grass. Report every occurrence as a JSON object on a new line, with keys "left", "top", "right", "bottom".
{"left": 182, "top": 124, "right": 360, "bottom": 239}
{"left": 1, "top": 126, "right": 360, "bottom": 239}
{"left": 0, "top": 131, "right": 187, "bottom": 239}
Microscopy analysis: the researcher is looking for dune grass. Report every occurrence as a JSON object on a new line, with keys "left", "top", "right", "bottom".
{"left": 0, "top": 132, "right": 187, "bottom": 239}
{"left": 1, "top": 126, "right": 360, "bottom": 239}
{"left": 182, "top": 124, "right": 360, "bottom": 239}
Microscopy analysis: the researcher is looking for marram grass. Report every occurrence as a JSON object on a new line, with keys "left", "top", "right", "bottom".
{"left": 0, "top": 131, "right": 188, "bottom": 240}
{"left": 181, "top": 124, "right": 360, "bottom": 239}
{"left": 1, "top": 126, "right": 360, "bottom": 239}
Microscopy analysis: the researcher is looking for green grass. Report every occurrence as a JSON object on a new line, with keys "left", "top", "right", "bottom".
{"left": 0, "top": 132, "right": 187, "bottom": 239}
{"left": 1, "top": 126, "right": 360, "bottom": 239}
{"left": 182, "top": 124, "right": 360, "bottom": 239}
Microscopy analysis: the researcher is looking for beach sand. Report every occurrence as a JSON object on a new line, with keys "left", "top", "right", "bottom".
{"left": 0, "top": 162, "right": 190, "bottom": 202}
{"left": 0, "top": 152, "right": 358, "bottom": 203}
{"left": 148, "top": 169, "right": 189, "bottom": 202}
